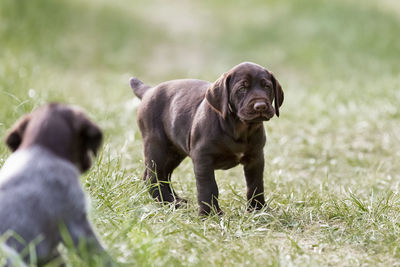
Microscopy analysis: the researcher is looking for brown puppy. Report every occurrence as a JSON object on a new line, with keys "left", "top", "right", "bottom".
{"left": 130, "top": 62, "right": 284, "bottom": 215}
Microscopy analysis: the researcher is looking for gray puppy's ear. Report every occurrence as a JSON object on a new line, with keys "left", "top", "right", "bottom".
{"left": 5, "top": 114, "right": 31, "bottom": 152}
{"left": 269, "top": 71, "right": 284, "bottom": 117}
{"left": 205, "top": 72, "right": 231, "bottom": 119}
{"left": 75, "top": 114, "right": 103, "bottom": 172}
{"left": 81, "top": 120, "right": 102, "bottom": 156}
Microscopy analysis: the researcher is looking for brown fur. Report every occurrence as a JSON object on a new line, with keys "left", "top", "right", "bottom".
{"left": 130, "top": 62, "right": 284, "bottom": 215}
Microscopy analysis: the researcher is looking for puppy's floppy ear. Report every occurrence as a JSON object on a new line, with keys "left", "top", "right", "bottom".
{"left": 5, "top": 114, "right": 31, "bottom": 152}
{"left": 270, "top": 72, "right": 284, "bottom": 117}
{"left": 205, "top": 72, "right": 231, "bottom": 119}
{"left": 81, "top": 120, "right": 102, "bottom": 156}
{"left": 76, "top": 114, "right": 103, "bottom": 172}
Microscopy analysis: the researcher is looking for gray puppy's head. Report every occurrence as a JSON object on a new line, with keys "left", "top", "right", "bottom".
{"left": 5, "top": 103, "right": 102, "bottom": 172}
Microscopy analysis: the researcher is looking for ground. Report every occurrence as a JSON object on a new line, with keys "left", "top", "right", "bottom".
{"left": 0, "top": 0, "right": 400, "bottom": 266}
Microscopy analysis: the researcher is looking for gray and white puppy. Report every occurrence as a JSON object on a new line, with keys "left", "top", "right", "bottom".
{"left": 0, "top": 103, "right": 107, "bottom": 265}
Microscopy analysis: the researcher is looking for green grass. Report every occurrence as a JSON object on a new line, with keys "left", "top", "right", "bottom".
{"left": 1, "top": 0, "right": 400, "bottom": 265}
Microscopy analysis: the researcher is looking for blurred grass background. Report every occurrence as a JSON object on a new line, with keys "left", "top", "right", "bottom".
{"left": 1, "top": 0, "right": 400, "bottom": 266}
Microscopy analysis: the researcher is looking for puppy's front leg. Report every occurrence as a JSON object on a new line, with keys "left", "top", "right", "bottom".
{"left": 243, "top": 152, "right": 265, "bottom": 210}
{"left": 65, "top": 215, "right": 113, "bottom": 265}
{"left": 192, "top": 157, "right": 221, "bottom": 216}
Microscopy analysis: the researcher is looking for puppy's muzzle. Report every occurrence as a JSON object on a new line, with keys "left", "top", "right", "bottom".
{"left": 253, "top": 101, "right": 267, "bottom": 112}
{"left": 250, "top": 99, "right": 274, "bottom": 121}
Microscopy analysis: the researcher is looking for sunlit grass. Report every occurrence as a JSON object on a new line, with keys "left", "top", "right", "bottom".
{"left": 1, "top": 0, "right": 400, "bottom": 265}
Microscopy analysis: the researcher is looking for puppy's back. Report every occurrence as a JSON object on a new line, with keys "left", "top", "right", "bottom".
{"left": 137, "top": 79, "right": 210, "bottom": 152}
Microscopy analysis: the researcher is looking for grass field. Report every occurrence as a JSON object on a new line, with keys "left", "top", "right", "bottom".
{"left": 1, "top": 0, "right": 400, "bottom": 266}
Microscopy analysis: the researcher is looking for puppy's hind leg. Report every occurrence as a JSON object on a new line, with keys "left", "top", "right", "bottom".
{"left": 164, "top": 151, "right": 187, "bottom": 207}
{"left": 143, "top": 139, "right": 185, "bottom": 206}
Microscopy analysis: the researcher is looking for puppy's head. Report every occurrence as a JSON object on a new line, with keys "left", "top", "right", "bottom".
{"left": 206, "top": 62, "right": 284, "bottom": 122}
{"left": 5, "top": 103, "right": 102, "bottom": 173}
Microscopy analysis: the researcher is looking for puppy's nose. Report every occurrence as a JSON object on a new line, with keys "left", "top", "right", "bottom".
{"left": 254, "top": 102, "right": 267, "bottom": 112}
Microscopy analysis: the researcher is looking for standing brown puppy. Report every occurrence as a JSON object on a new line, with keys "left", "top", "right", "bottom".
{"left": 130, "top": 62, "right": 284, "bottom": 215}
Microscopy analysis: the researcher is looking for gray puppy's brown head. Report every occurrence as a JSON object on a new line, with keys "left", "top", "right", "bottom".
{"left": 206, "top": 62, "right": 284, "bottom": 122}
{"left": 5, "top": 103, "right": 102, "bottom": 172}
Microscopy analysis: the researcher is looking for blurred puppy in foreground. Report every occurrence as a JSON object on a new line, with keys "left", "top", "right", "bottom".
{"left": 0, "top": 103, "right": 112, "bottom": 266}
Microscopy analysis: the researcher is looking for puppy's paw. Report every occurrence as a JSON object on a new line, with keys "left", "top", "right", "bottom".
{"left": 247, "top": 200, "right": 269, "bottom": 213}
{"left": 198, "top": 206, "right": 223, "bottom": 217}
{"left": 174, "top": 197, "right": 188, "bottom": 208}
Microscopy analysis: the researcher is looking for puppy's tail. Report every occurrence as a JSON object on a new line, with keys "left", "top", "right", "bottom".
{"left": 129, "top": 77, "right": 151, "bottom": 99}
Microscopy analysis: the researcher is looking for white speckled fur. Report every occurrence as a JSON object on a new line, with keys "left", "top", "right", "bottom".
{"left": 0, "top": 145, "right": 97, "bottom": 263}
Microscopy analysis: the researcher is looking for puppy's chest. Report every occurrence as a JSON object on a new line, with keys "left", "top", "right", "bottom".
{"left": 214, "top": 145, "right": 248, "bottom": 170}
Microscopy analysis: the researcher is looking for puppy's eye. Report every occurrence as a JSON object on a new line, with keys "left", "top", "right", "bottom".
{"left": 238, "top": 86, "right": 247, "bottom": 93}
{"left": 262, "top": 80, "right": 271, "bottom": 90}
